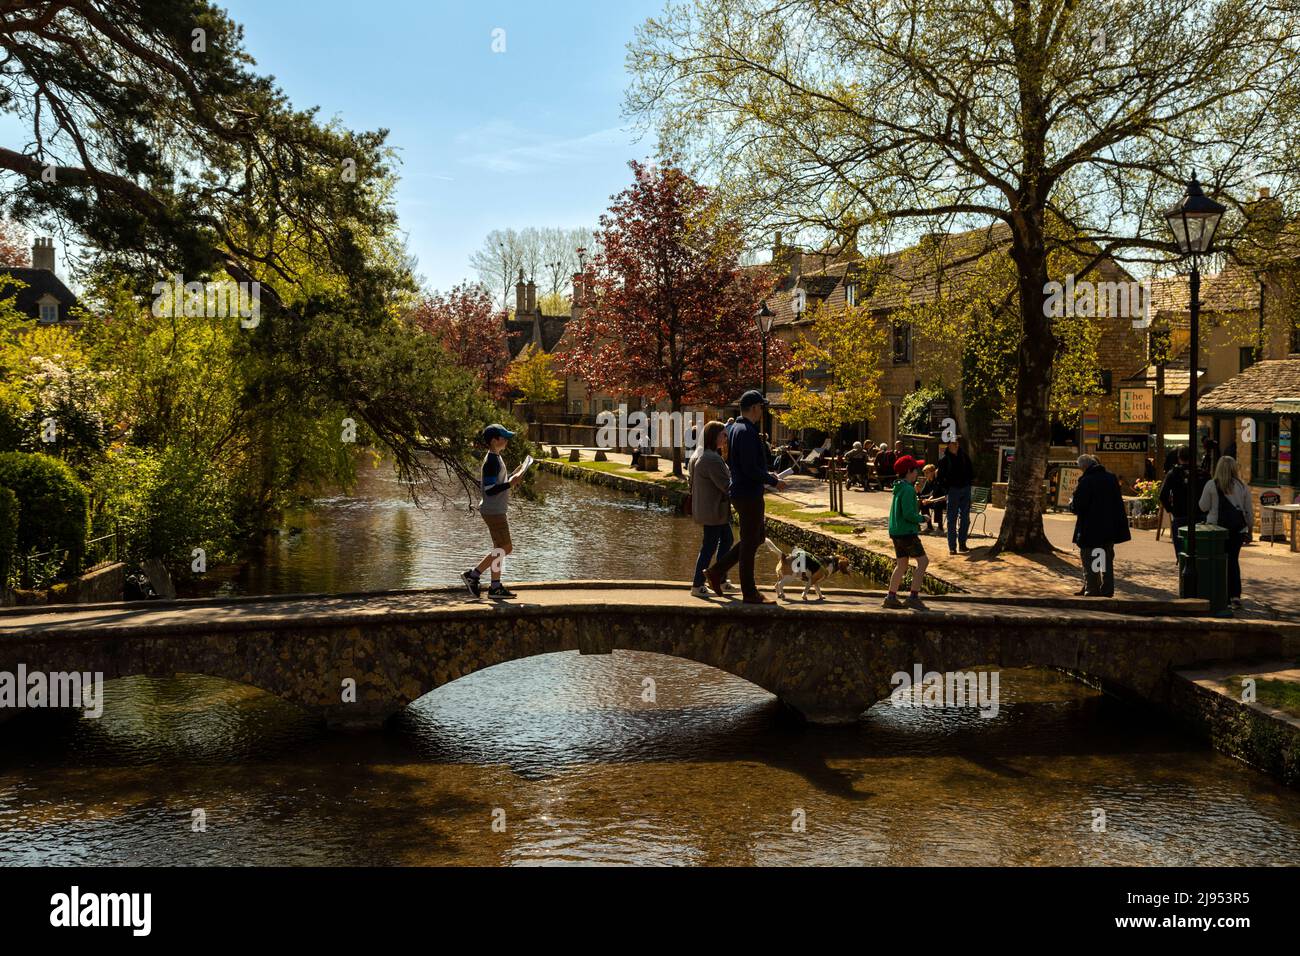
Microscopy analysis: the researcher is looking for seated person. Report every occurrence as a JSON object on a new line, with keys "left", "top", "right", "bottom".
{"left": 916, "top": 463, "right": 946, "bottom": 534}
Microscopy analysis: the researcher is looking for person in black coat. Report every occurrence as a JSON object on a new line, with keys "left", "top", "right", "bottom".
{"left": 1158, "top": 445, "right": 1201, "bottom": 558}
{"left": 1068, "top": 454, "right": 1131, "bottom": 597}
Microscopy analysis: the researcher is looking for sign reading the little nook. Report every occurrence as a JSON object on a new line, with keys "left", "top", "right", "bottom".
{"left": 1119, "top": 386, "right": 1155, "bottom": 424}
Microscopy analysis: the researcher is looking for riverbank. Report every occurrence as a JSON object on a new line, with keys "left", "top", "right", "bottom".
{"left": 542, "top": 447, "right": 1300, "bottom": 619}
{"left": 536, "top": 458, "right": 963, "bottom": 594}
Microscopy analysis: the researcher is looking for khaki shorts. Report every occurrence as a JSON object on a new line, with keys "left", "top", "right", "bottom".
{"left": 483, "top": 513, "right": 512, "bottom": 552}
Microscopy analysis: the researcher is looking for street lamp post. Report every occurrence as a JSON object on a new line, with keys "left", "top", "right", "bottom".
{"left": 755, "top": 301, "right": 775, "bottom": 438}
{"left": 1164, "top": 174, "right": 1226, "bottom": 598}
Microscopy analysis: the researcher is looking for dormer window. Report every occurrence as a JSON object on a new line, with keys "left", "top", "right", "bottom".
{"left": 791, "top": 288, "right": 807, "bottom": 316}
{"left": 845, "top": 283, "right": 858, "bottom": 307}
{"left": 39, "top": 303, "right": 59, "bottom": 324}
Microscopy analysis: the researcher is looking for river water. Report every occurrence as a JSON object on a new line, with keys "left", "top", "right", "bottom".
{"left": 3, "top": 466, "right": 1300, "bottom": 865}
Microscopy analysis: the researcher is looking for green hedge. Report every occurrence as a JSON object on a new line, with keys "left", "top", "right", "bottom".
{"left": 0, "top": 485, "right": 17, "bottom": 588}
{"left": 0, "top": 452, "right": 89, "bottom": 577}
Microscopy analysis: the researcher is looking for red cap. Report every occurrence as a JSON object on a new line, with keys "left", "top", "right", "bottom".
{"left": 894, "top": 455, "right": 924, "bottom": 477}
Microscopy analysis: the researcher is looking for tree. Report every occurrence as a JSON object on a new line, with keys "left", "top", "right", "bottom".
{"left": 0, "top": 1, "right": 493, "bottom": 504}
{"left": 407, "top": 284, "right": 511, "bottom": 401}
{"left": 628, "top": 0, "right": 1300, "bottom": 552}
{"left": 469, "top": 226, "right": 595, "bottom": 311}
{"left": 558, "top": 160, "right": 777, "bottom": 476}
{"left": 0, "top": 221, "right": 27, "bottom": 266}
{"left": 506, "top": 343, "right": 564, "bottom": 412}
{"left": 779, "top": 300, "right": 889, "bottom": 438}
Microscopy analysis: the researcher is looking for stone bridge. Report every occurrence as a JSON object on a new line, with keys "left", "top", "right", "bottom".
{"left": 1, "top": 583, "right": 1296, "bottom": 728}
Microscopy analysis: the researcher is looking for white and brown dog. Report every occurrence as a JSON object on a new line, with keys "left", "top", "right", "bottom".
{"left": 762, "top": 539, "right": 851, "bottom": 601}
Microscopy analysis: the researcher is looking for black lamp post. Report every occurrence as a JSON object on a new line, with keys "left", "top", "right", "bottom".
{"left": 755, "top": 301, "right": 775, "bottom": 437}
{"left": 1164, "top": 174, "right": 1226, "bottom": 597}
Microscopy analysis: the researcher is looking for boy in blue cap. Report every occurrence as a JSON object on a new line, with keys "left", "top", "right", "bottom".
{"left": 461, "top": 424, "right": 523, "bottom": 598}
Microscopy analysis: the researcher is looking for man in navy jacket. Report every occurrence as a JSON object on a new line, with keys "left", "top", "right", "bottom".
{"left": 707, "top": 390, "right": 787, "bottom": 603}
{"left": 1069, "top": 454, "right": 1132, "bottom": 597}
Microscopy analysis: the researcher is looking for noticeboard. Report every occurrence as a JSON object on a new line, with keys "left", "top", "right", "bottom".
{"left": 1055, "top": 465, "right": 1083, "bottom": 509}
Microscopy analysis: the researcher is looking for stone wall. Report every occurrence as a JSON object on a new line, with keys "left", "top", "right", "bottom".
{"left": 5, "top": 586, "right": 1294, "bottom": 733}
{"left": 1169, "top": 673, "right": 1300, "bottom": 787}
{"left": 536, "top": 459, "right": 963, "bottom": 593}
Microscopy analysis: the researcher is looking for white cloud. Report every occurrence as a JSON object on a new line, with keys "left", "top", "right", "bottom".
{"left": 456, "top": 120, "right": 629, "bottom": 174}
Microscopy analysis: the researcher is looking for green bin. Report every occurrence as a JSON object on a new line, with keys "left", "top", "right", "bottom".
{"left": 1177, "top": 523, "right": 1230, "bottom": 615}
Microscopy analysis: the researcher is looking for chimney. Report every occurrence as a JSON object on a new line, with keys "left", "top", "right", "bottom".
{"left": 514, "top": 268, "right": 526, "bottom": 316}
{"left": 773, "top": 232, "right": 783, "bottom": 259}
{"left": 32, "top": 237, "right": 55, "bottom": 273}
{"left": 526, "top": 278, "right": 536, "bottom": 314}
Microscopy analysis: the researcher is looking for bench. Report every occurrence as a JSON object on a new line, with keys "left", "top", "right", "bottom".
{"left": 637, "top": 454, "right": 659, "bottom": 472}
{"left": 970, "top": 486, "right": 991, "bottom": 537}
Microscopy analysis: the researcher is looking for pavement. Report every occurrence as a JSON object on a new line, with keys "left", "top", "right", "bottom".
{"left": 549, "top": 447, "right": 1300, "bottom": 620}
{"left": 0, "top": 582, "right": 1262, "bottom": 638}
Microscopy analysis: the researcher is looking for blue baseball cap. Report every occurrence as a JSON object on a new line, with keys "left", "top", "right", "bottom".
{"left": 738, "top": 389, "right": 769, "bottom": 410}
{"left": 482, "top": 424, "right": 515, "bottom": 442}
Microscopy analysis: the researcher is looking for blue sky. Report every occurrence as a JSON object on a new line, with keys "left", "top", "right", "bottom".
{"left": 222, "top": 0, "right": 663, "bottom": 292}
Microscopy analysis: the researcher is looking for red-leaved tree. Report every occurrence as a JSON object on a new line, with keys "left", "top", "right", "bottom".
{"left": 559, "top": 160, "right": 782, "bottom": 476}
{"left": 0, "top": 220, "right": 28, "bottom": 266}
{"left": 408, "top": 282, "right": 512, "bottom": 402}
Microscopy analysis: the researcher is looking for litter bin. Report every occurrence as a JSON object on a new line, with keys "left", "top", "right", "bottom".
{"left": 1177, "top": 523, "right": 1230, "bottom": 615}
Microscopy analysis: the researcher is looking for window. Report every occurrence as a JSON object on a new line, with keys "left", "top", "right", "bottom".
{"left": 570, "top": 400, "right": 583, "bottom": 416}
{"left": 1098, "top": 369, "right": 1113, "bottom": 395}
{"left": 1239, "top": 346, "right": 1258, "bottom": 372}
{"left": 791, "top": 288, "right": 807, "bottom": 317}
{"left": 845, "top": 283, "right": 858, "bottom": 307}
{"left": 1251, "top": 417, "right": 1281, "bottom": 484}
{"left": 601, "top": 399, "right": 613, "bottom": 412}
{"left": 39, "top": 303, "right": 58, "bottom": 324}
{"left": 892, "top": 322, "right": 912, "bottom": 364}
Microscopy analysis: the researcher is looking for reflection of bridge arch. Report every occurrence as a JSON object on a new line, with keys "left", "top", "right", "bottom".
{"left": 1, "top": 584, "right": 1293, "bottom": 730}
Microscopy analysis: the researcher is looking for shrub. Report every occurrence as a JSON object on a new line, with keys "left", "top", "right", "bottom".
{"left": 89, "top": 444, "right": 235, "bottom": 575}
{"left": 0, "top": 485, "right": 17, "bottom": 589}
{"left": 0, "top": 452, "right": 89, "bottom": 577}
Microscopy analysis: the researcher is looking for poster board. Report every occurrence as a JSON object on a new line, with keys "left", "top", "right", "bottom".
{"left": 1055, "top": 465, "right": 1083, "bottom": 509}
{"left": 997, "top": 445, "right": 1016, "bottom": 483}
{"left": 1261, "top": 491, "right": 1284, "bottom": 540}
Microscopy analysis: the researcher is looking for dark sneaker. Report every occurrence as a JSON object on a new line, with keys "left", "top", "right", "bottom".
{"left": 905, "top": 594, "right": 927, "bottom": 610}
{"left": 486, "top": 583, "right": 515, "bottom": 599}
{"left": 742, "top": 594, "right": 772, "bottom": 605}
{"left": 958, "top": 545, "right": 970, "bottom": 554}
{"left": 949, "top": 549, "right": 958, "bottom": 556}
{"left": 881, "top": 594, "right": 905, "bottom": 609}
{"left": 460, "top": 570, "right": 481, "bottom": 597}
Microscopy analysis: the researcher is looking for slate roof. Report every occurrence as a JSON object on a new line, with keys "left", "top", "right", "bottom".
{"left": 1199, "top": 358, "right": 1300, "bottom": 413}
{"left": 762, "top": 223, "right": 1135, "bottom": 328}
{"left": 1148, "top": 267, "right": 1262, "bottom": 317}
{"left": 0, "top": 267, "right": 78, "bottom": 323}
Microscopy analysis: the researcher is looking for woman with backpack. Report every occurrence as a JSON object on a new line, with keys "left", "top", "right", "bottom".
{"left": 1198, "top": 456, "right": 1254, "bottom": 610}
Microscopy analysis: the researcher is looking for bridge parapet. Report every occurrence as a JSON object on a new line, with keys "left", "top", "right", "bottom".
{"left": 1, "top": 584, "right": 1295, "bottom": 729}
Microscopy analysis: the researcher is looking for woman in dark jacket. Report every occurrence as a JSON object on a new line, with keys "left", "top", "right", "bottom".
{"left": 689, "top": 421, "right": 734, "bottom": 596}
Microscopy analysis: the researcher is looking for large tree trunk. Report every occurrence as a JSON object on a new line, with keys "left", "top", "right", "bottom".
{"left": 996, "top": 212, "right": 1057, "bottom": 554}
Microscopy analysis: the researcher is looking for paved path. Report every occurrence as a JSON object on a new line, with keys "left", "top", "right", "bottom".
{"left": 0, "top": 582, "right": 1257, "bottom": 639}
{"left": 550, "top": 448, "right": 1300, "bottom": 619}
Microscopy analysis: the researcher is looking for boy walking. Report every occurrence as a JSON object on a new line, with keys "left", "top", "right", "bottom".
{"left": 461, "top": 424, "right": 522, "bottom": 599}
{"left": 883, "top": 455, "right": 928, "bottom": 609}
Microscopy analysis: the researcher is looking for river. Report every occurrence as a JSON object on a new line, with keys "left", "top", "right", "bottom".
{"left": 3, "top": 465, "right": 1300, "bottom": 865}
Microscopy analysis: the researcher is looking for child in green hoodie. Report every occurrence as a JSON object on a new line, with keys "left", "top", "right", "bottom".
{"left": 884, "top": 455, "right": 928, "bottom": 609}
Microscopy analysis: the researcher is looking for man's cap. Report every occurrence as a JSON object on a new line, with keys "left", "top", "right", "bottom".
{"left": 482, "top": 424, "right": 515, "bottom": 442}
{"left": 894, "top": 454, "right": 925, "bottom": 477}
{"left": 738, "top": 389, "right": 769, "bottom": 410}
